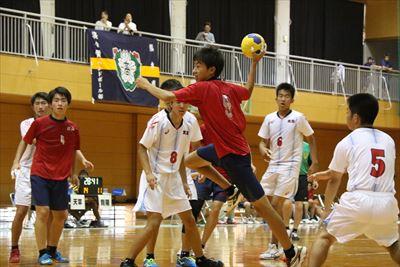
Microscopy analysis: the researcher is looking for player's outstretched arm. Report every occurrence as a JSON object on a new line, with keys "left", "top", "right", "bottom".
{"left": 10, "top": 140, "right": 27, "bottom": 179}
{"left": 309, "top": 169, "right": 343, "bottom": 213}
{"left": 136, "top": 77, "right": 176, "bottom": 102}
{"left": 138, "top": 144, "right": 157, "bottom": 189}
{"left": 245, "top": 51, "right": 265, "bottom": 97}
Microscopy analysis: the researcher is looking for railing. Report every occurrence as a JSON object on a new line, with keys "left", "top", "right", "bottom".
{"left": 1, "top": 7, "right": 399, "bottom": 102}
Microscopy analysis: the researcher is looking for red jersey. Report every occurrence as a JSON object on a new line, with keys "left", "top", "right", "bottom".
{"left": 23, "top": 115, "right": 80, "bottom": 181}
{"left": 174, "top": 80, "right": 250, "bottom": 158}
{"left": 200, "top": 124, "right": 229, "bottom": 179}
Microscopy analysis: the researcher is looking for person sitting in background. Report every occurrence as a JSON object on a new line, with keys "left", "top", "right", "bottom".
{"left": 364, "top": 57, "right": 376, "bottom": 67}
{"left": 381, "top": 54, "right": 393, "bottom": 71}
{"left": 195, "top": 22, "right": 215, "bottom": 44}
{"left": 65, "top": 169, "right": 106, "bottom": 228}
{"left": 118, "top": 13, "right": 137, "bottom": 35}
{"left": 95, "top": 11, "right": 112, "bottom": 31}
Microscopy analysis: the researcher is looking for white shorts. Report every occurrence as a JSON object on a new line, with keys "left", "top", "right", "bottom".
{"left": 326, "top": 191, "right": 399, "bottom": 247}
{"left": 260, "top": 170, "right": 298, "bottom": 199}
{"left": 134, "top": 171, "right": 192, "bottom": 218}
{"left": 14, "top": 166, "right": 31, "bottom": 206}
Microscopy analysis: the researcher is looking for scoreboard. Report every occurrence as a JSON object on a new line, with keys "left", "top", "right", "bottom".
{"left": 78, "top": 176, "right": 103, "bottom": 196}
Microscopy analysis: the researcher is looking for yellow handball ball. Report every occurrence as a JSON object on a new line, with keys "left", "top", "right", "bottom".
{"left": 241, "top": 33, "right": 267, "bottom": 58}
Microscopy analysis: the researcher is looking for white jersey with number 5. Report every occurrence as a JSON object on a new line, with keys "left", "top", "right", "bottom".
{"left": 140, "top": 110, "right": 202, "bottom": 174}
{"left": 258, "top": 110, "right": 314, "bottom": 175}
{"left": 329, "top": 128, "right": 396, "bottom": 193}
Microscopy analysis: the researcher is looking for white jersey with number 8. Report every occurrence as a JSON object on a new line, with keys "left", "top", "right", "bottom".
{"left": 140, "top": 110, "right": 202, "bottom": 174}
{"left": 329, "top": 128, "right": 396, "bottom": 193}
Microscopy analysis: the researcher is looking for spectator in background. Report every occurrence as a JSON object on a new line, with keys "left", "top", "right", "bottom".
{"left": 118, "top": 13, "right": 138, "bottom": 35}
{"left": 381, "top": 54, "right": 393, "bottom": 71}
{"left": 95, "top": 11, "right": 112, "bottom": 31}
{"left": 65, "top": 169, "right": 106, "bottom": 228}
{"left": 364, "top": 56, "right": 376, "bottom": 67}
{"left": 195, "top": 22, "right": 215, "bottom": 44}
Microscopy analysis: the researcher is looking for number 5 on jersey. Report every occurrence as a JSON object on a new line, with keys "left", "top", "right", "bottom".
{"left": 370, "top": 148, "right": 385, "bottom": 178}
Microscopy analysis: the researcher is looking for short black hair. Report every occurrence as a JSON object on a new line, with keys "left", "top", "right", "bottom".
{"left": 160, "top": 79, "right": 183, "bottom": 91}
{"left": 347, "top": 93, "right": 379, "bottom": 125}
{"left": 276, "top": 83, "right": 295, "bottom": 98}
{"left": 204, "top": 21, "right": 211, "bottom": 27}
{"left": 31, "top": 92, "right": 48, "bottom": 105}
{"left": 193, "top": 47, "right": 224, "bottom": 78}
{"left": 48, "top": 87, "right": 72, "bottom": 104}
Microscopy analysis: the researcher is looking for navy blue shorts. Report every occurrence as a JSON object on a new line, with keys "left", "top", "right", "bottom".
{"left": 197, "top": 144, "right": 265, "bottom": 202}
{"left": 195, "top": 179, "right": 227, "bottom": 202}
{"left": 31, "top": 175, "right": 69, "bottom": 210}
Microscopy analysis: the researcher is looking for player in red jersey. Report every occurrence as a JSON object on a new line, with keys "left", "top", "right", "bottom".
{"left": 137, "top": 47, "right": 306, "bottom": 266}
{"left": 12, "top": 87, "right": 94, "bottom": 265}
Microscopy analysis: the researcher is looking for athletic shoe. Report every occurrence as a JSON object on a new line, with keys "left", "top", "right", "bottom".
{"left": 226, "top": 217, "right": 235, "bottom": 224}
{"left": 90, "top": 220, "right": 107, "bottom": 228}
{"left": 259, "top": 243, "right": 281, "bottom": 260}
{"left": 291, "top": 231, "right": 300, "bottom": 241}
{"left": 38, "top": 252, "right": 53, "bottom": 265}
{"left": 286, "top": 229, "right": 291, "bottom": 237}
{"left": 196, "top": 257, "right": 224, "bottom": 267}
{"left": 143, "top": 258, "right": 159, "bottom": 267}
{"left": 53, "top": 251, "right": 69, "bottom": 263}
{"left": 120, "top": 258, "right": 137, "bottom": 267}
{"left": 284, "top": 246, "right": 307, "bottom": 267}
{"left": 64, "top": 220, "right": 77, "bottom": 228}
{"left": 9, "top": 248, "right": 20, "bottom": 263}
{"left": 176, "top": 256, "right": 196, "bottom": 267}
{"left": 77, "top": 219, "right": 91, "bottom": 228}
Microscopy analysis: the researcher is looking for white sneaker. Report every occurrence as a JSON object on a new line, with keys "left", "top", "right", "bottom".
{"left": 286, "top": 246, "right": 307, "bottom": 266}
{"left": 286, "top": 229, "right": 291, "bottom": 237}
{"left": 259, "top": 243, "right": 281, "bottom": 260}
{"left": 291, "top": 231, "right": 300, "bottom": 241}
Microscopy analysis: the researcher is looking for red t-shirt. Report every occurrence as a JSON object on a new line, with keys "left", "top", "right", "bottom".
{"left": 200, "top": 124, "right": 230, "bottom": 179}
{"left": 23, "top": 115, "right": 80, "bottom": 180}
{"left": 174, "top": 80, "right": 250, "bottom": 158}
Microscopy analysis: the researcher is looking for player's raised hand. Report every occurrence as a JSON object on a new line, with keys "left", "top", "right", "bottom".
{"left": 10, "top": 162, "right": 21, "bottom": 179}
{"left": 136, "top": 76, "right": 151, "bottom": 90}
{"left": 252, "top": 49, "right": 266, "bottom": 64}
{"left": 146, "top": 173, "right": 157, "bottom": 190}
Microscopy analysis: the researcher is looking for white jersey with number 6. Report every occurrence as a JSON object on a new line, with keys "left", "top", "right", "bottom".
{"left": 140, "top": 110, "right": 202, "bottom": 174}
{"left": 329, "top": 128, "right": 396, "bottom": 193}
{"left": 258, "top": 110, "right": 314, "bottom": 175}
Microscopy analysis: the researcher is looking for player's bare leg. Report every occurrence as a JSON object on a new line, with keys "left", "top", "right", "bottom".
{"left": 185, "top": 152, "right": 231, "bottom": 189}
{"left": 252, "top": 196, "right": 292, "bottom": 249}
{"left": 201, "top": 200, "right": 224, "bottom": 245}
{"left": 145, "top": 212, "right": 161, "bottom": 257}
{"left": 308, "top": 229, "right": 336, "bottom": 267}
{"left": 128, "top": 212, "right": 163, "bottom": 261}
{"left": 293, "top": 201, "right": 304, "bottom": 238}
{"left": 386, "top": 240, "right": 400, "bottom": 263}
{"left": 47, "top": 210, "right": 68, "bottom": 247}
{"left": 34, "top": 206, "right": 50, "bottom": 251}
{"left": 179, "top": 210, "right": 204, "bottom": 257}
{"left": 11, "top": 205, "right": 29, "bottom": 247}
{"left": 270, "top": 195, "right": 287, "bottom": 246}
{"left": 282, "top": 199, "right": 292, "bottom": 230}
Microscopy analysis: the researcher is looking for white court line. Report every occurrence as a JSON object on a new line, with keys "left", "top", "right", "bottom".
{"left": 347, "top": 252, "right": 389, "bottom": 256}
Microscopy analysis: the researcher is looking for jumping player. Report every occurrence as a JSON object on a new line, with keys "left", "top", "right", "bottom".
{"left": 136, "top": 47, "right": 306, "bottom": 266}
{"left": 124, "top": 79, "right": 223, "bottom": 267}
{"left": 308, "top": 93, "right": 400, "bottom": 266}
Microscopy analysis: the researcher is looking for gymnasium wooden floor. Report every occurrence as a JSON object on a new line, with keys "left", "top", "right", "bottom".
{"left": 0, "top": 205, "right": 398, "bottom": 267}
